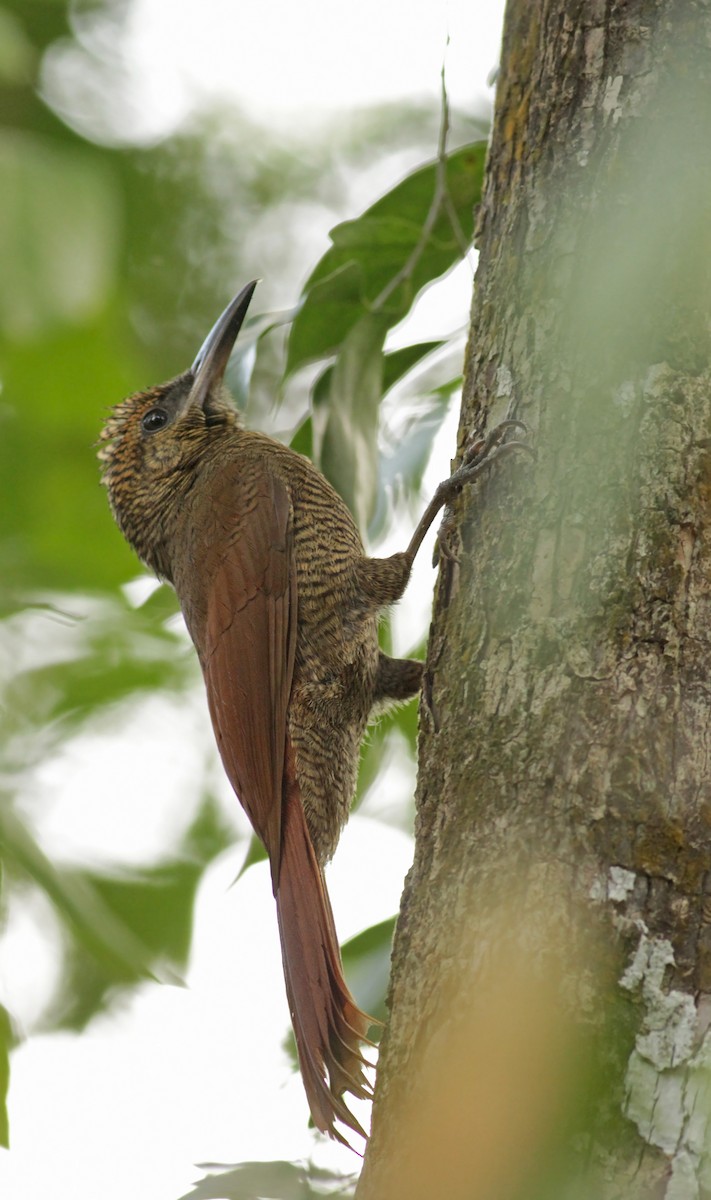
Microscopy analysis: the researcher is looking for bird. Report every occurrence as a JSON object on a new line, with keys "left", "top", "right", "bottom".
{"left": 98, "top": 279, "right": 525, "bottom": 1145}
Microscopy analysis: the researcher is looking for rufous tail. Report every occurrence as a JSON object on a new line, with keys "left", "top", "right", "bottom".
{"left": 275, "top": 775, "right": 374, "bottom": 1146}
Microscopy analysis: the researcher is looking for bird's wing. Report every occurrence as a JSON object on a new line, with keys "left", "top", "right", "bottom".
{"left": 183, "top": 459, "right": 374, "bottom": 1144}
{"left": 198, "top": 464, "right": 296, "bottom": 888}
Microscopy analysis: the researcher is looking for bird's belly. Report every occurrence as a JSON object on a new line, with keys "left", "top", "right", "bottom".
{"left": 288, "top": 628, "right": 379, "bottom": 864}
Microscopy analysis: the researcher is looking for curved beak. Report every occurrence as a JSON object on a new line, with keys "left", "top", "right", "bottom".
{"left": 187, "top": 279, "right": 259, "bottom": 409}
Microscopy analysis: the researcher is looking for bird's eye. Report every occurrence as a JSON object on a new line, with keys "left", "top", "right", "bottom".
{"left": 141, "top": 407, "right": 169, "bottom": 434}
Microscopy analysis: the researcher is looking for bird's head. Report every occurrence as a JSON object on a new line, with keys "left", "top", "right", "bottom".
{"left": 98, "top": 280, "right": 257, "bottom": 571}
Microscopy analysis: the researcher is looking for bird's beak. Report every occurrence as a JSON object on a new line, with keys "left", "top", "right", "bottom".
{"left": 187, "top": 279, "right": 259, "bottom": 410}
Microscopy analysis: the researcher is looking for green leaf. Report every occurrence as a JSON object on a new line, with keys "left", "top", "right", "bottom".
{"left": 285, "top": 262, "right": 363, "bottom": 377}
{"left": 223, "top": 307, "right": 295, "bottom": 410}
{"left": 178, "top": 1159, "right": 356, "bottom": 1200}
{"left": 0, "top": 1003, "right": 11, "bottom": 1148}
{"left": 134, "top": 581, "right": 180, "bottom": 621}
{"left": 0, "top": 316, "right": 142, "bottom": 603}
{"left": 356, "top": 688, "right": 420, "bottom": 807}
{"left": 0, "top": 595, "right": 193, "bottom": 753}
{"left": 44, "top": 797, "right": 234, "bottom": 1030}
{"left": 286, "top": 142, "right": 485, "bottom": 376}
{"left": 0, "top": 130, "right": 119, "bottom": 338}
{"left": 315, "top": 313, "right": 389, "bottom": 531}
{"left": 369, "top": 394, "right": 453, "bottom": 540}
{"left": 0, "top": 9, "right": 35, "bottom": 85}
{"left": 342, "top": 916, "right": 397, "bottom": 1023}
{"left": 237, "top": 833, "right": 268, "bottom": 879}
{"left": 289, "top": 415, "right": 313, "bottom": 459}
{"left": 0, "top": 804, "right": 165, "bottom": 987}
{"left": 382, "top": 340, "right": 443, "bottom": 395}
{"left": 431, "top": 372, "right": 463, "bottom": 398}
{"left": 0, "top": 795, "right": 234, "bottom": 1033}
{"left": 355, "top": 721, "right": 391, "bottom": 806}
{"left": 51, "top": 862, "right": 200, "bottom": 1030}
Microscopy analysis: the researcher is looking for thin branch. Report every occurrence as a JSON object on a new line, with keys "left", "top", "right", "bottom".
{"left": 372, "top": 62, "right": 469, "bottom": 313}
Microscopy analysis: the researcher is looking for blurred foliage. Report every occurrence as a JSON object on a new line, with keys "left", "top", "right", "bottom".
{"left": 341, "top": 917, "right": 397, "bottom": 1025}
{"left": 178, "top": 1159, "right": 357, "bottom": 1200}
{"left": 287, "top": 145, "right": 481, "bottom": 374}
{"left": 0, "top": 0, "right": 486, "bottom": 1163}
{"left": 291, "top": 144, "right": 483, "bottom": 530}
{"left": 0, "top": 1004, "right": 9, "bottom": 1149}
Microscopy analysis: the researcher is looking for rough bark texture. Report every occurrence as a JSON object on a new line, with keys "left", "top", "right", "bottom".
{"left": 359, "top": 2, "right": 711, "bottom": 1197}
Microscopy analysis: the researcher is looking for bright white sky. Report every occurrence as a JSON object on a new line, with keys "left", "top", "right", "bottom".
{"left": 43, "top": 0, "right": 504, "bottom": 144}
{"left": 1, "top": 2, "right": 506, "bottom": 1197}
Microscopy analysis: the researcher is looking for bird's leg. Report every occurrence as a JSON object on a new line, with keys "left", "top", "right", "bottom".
{"left": 405, "top": 420, "right": 529, "bottom": 566}
{"left": 374, "top": 653, "right": 424, "bottom": 704}
{"left": 355, "top": 420, "right": 530, "bottom": 609}
{"left": 364, "top": 421, "right": 529, "bottom": 709}
{"left": 359, "top": 421, "right": 529, "bottom": 711}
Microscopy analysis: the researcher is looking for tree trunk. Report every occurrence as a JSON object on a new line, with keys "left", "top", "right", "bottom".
{"left": 359, "top": 2, "right": 711, "bottom": 1197}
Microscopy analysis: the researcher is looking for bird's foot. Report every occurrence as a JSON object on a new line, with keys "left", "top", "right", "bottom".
{"left": 448, "top": 419, "right": 531, "bottom": 498}
{"left": 430, "top": 421, "right": 531, "bottom": 566}
{"left": 406, "top": 421, "right": 532, "bottom": 568}
{"left": 434, "top": 513, "right": 462, "bottom": 564}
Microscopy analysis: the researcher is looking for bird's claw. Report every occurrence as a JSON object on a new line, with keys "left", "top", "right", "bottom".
{"left": 461, "top": 419, "right": 530, "bottom": 470}
{"left": 433, "top": 513, "right": 462, "bottom": 565}
{"left": 445, "top": 420, "right": 532, "bottom": 500}
{"left": 405, "top": 420, "right": 532, "bottom": 568}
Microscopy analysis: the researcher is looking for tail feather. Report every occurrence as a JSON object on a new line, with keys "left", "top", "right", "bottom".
{"left": 276, "top": 770, "right": 374, "bottom": 1145}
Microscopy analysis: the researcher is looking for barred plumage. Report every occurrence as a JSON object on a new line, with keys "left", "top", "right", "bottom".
{"left": 99, "top": 281, "right": 522, "bottom": 1145}
{"left": 99, "top": 283, "right": 422, "bottom": 1147}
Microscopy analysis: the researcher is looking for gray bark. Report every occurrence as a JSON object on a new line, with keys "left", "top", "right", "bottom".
{"left": 359, "top": 2, "right": 711, "bottom": 1197}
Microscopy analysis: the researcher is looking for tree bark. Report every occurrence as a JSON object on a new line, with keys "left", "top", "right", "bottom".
{"left": 359, "top": 2, "right": 711, "bottom": 1197}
